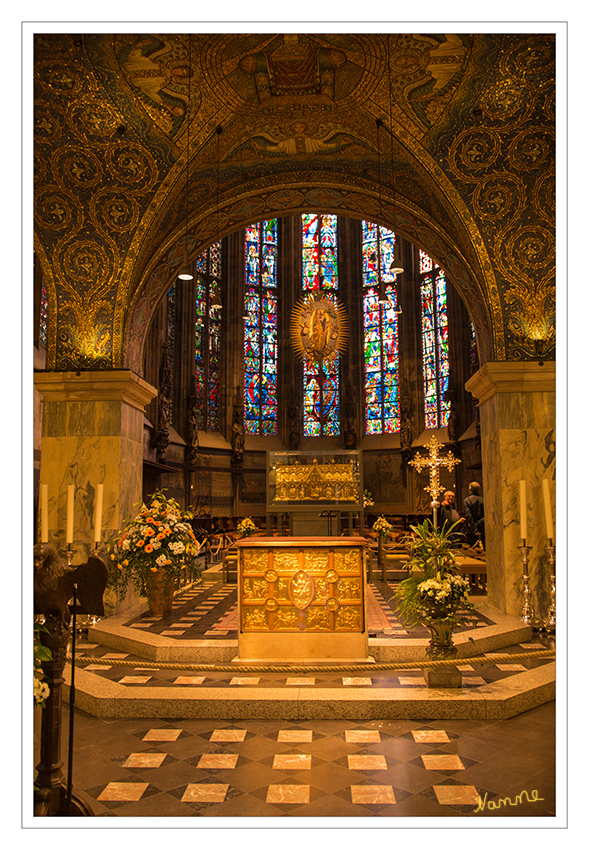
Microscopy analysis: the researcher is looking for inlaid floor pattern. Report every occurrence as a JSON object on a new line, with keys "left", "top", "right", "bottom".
{"left": 75, "top": 578, "right": 554, "bottom": 691}
{"left": 63, "top": 704, "right": 556, "bottom": 818}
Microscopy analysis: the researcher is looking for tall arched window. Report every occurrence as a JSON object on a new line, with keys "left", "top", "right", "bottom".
{"left": 420, "top": 251, "right": 450, "bottom": 429}
{"left": 362, "top": 221, "right": 400, "bottom": 434}
{"left": 194, "top": 242, "right": 222, "bottom": 432}
{"left": 302, "top": 213, "right": 340, "bottom": 436}
{"left": 243, "top": 220, "right": 278, "bottom": 435}
{"left": 163, "top": 283, "right": 176, "bottom": 425}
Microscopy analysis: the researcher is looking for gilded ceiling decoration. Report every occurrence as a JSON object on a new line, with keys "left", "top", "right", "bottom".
{"left": 33, "top": 32, "right": 555, "bottom": 371}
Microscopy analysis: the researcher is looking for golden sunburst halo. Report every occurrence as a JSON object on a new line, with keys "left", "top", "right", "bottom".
{"left": 290, "top": 290, "right": 349, "bottom": 365}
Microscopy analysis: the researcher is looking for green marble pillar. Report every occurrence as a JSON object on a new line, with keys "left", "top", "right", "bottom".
{"left": 466, "top": 362, "right": 556, "bottom": 618}
{"left": 34, "top": 371, "right": 157, "bottom": 614}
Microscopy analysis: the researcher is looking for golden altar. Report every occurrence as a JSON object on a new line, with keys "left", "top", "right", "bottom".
{"left": 235, "top": 537, "right": 370, "bottom": 662}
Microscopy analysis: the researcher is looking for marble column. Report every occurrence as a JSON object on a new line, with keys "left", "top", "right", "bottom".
{"left": 465, "top": 362, "right": 555, "bottom": 618}
{"left": 34, "top": 370, "right": 157, "bottom": 614}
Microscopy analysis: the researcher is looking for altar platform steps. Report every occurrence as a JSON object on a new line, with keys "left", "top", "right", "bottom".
{"left": 64, "top": 575, "right": 555, "bottom": 722}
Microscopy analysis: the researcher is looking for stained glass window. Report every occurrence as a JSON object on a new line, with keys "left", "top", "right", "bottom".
{"left": 243, "top": 219, "right": 278, "bottom": 435}
{"left": 421, "top": 264, "right": 450, "bottom": 429}
{"left": 302, "top": 213, "right": 340, "bottom": 436}
{"left": 362, "top": 221, "right": 400, "bottom": 434}
{"left": 164, "top": 283, "right": 176, "bottom": 425}
{"left": 194, "top": 242, "right": 222, "bottom": 432}
{"left": 419, "top": 249, "right": 439, "bottom": 274}
{"left": 469, "top": 319, "right": 478, "bottom": 372}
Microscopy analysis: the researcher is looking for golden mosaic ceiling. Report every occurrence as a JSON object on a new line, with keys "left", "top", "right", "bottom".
{"left": 33, "top": 32, "right": 555, "bottom": 370}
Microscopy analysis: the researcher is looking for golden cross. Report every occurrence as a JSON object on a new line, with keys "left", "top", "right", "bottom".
{"left": 409, "top": 435, "right": 461, "bottom": 525}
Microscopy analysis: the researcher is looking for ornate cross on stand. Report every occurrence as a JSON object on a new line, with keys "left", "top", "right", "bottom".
{"left": 409, "top": 435, "right": 461, "bottom": 528}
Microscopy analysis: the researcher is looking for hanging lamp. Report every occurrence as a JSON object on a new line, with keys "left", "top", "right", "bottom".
{"left": 387, "top": 33, "right": 404, "bottom": 278}
{"left": 376, "top": 119, "right": 389, "bottom": 306}
{"left": 209, "top": 126, "right": 223, "bottom": 312}
{"left": 178, "top": 35, "right": 193, "bottom": 281}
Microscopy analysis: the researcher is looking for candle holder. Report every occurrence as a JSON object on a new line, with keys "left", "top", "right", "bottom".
{"left": 519, "top": 543, "right": 535, "bottom": 626}
{"left": 542, "top": 543, "right": 556, "bottom": 632}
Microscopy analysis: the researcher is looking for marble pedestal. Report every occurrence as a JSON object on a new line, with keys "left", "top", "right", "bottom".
{"left": 34, "top": 370, "right": 157, "bottom": 614}
{"left": 466, "top": 362, "right": 555, "bottom": 618}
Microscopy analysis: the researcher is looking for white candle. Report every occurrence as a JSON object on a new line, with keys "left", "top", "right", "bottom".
{"left": 94, "top": 484, "right": 104, "bottom": 543}
{"left": 40, "top": 484, "right": 48, "bottom": 543}
{"left": 66, "top": 484, "right": 74, "bottom": 544}
{"left": 542, "top": 478, "right": 554, "bottom": 541}
{"left": 519, "top": 479, "right": 527, "bottom": 542}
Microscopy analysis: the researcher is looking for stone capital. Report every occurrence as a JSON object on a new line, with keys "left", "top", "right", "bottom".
{"left": 465, "top": 361, "right": 555, "bottom": 405}
{"left": 34, "top": 370, "right": 157, "bottom": 411}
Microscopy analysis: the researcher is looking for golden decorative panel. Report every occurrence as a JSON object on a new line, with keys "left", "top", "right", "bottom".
{"left": 273, "top": 458, "right": 358, "bottom": 503}
{"left": 238, "top": 542, "right": 365, "bottom": 633}
{"left": 242, "top": 549, "right": 269, "bottom": 574}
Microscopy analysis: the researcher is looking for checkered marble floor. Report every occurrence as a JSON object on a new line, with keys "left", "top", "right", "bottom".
{"left": 74, "top": 635, "right": 553, "bottom": 691}
{"left": 60, "top": 704, "right": 556, "bottom": 818}
{"left": 119, "top": 578, "right": 495, "bottom": 641}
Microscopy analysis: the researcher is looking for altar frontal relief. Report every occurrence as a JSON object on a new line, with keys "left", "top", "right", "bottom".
{"left": 239, "top": 538, "right": 365, "bottom": 660}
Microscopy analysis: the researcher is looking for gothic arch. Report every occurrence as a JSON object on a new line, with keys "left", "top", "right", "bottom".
{"left": 124, "top": 167, "right": 499, "bottom": 374}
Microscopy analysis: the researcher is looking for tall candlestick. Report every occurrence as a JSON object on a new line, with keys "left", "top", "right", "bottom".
{"left": 94, "top": 484, "right": 104, "bottom": 543}
{"left": 519, "top": 479, "right": 527, "bottom": 542}
{"left": 542, "top": 478, "right": 554, "bottom": 541}
{"left": 40, "top": 484, "right": 48, "bottom": 543}
{"left": 66, "top": 485, "right": 74, "bottom": 544}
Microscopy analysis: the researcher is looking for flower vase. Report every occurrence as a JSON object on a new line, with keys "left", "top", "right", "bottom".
{"left": 424, "top": 601, "right": 460, "bottom": 659}
{"left": 425, "top": 618, "right": 458, "bottom": 660}
{"left": 147, "top": 570, "right": 174, "bottom": 617}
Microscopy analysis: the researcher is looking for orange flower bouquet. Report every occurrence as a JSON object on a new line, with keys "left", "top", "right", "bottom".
{"left": 107, "top": 490, "right": 202, "bottom": 604}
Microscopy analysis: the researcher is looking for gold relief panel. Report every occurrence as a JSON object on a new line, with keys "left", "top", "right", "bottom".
{"left": 274, "top": 551, "right": 300, "bottom": 573}
{"left": 242, "top": 577, "right": 269, "bottom": 602}
{"left": 243, "top": 607, "right": 269, "bottom": 630}
{"left": 337, "top": 577, "right": 361, "bottom": 601}
{"left": 334, "top": 548, "right": 362, "bottom": 573}
{"left": 273, "top": 609, "right": 300, "bottom": 630}
{"left": 273, "top": 577, "right": 290, "bottom": 600}
{"left": 335, "top": 607, "right": 362, "bottom": 631}
{"left": 242, "top": 549, "right": 269, "bottom": 574}
{"left": 313, "top": 578, "right": 330, "bottom": 604}
{"left": 306, "top": 607, "right": 331, "bottom": 630}
{"left": 304, "top": 551, "right": 329, "bottom": 573}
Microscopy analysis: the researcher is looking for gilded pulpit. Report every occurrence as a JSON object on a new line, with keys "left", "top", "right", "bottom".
{"left": 235, "top": 537, "right": 370, "bottom": 662}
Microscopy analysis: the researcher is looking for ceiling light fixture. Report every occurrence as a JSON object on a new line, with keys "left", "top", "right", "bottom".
{"left": 209, "top": 125, "right": 223, "bottom": 313}
{"left": 387, "top": 33, "right": 404, "bottom": 278}
{"left": 376, "top": 119, "right": 389, "bottom": 306}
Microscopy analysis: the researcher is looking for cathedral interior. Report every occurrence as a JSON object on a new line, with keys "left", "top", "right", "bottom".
{"left": 31, "top": 30, "right": 559, "bottom": 823}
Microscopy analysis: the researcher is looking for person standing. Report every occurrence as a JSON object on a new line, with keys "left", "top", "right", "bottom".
{"left": 437, "top": 490, "right": 465, "bottom": 542}
{"left": 463, "top": 481, "right": 485, "bottom": 548}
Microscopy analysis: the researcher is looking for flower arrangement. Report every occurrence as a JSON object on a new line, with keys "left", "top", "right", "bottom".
{"left": 107, "top": 490, "right": 202, "bottom": 601}
{"left": 394, "top": 519, "right": 477, "bottom": 632}
{"left": 363, "top": 489, "right": 375, "bottom": 508}
{"left": 417, "top": 575, "right": 472, "bottom": 613}
{"left": 34, "top": 622, "right": 51, "bottom": 707}
{"left": 372, "top": 516, "right": 393, "bottom": 540}
{"left": 236, "top": 517, "right": 257, "bottom": 538}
